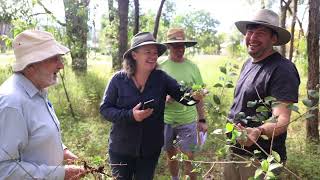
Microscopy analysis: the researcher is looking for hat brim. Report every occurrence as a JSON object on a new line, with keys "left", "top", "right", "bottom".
{"left": 123, "top": 41, "right": 167, "bottom": 59}
{"left": 235, "top": 21, "right": 291, "bottom": 46}
{"left": 12, "top": 42, "right": 69, "bottom": 72}
{"left": 163, "top": 40, "right": 197, "bottom": 48}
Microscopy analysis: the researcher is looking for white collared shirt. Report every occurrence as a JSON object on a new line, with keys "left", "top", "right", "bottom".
{"left": 0, "top": 73, "right": 65, "bottom": 179}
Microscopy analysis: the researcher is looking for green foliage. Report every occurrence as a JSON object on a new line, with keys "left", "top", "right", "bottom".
{"left": 207, "top": 62, "right": 239, "bottom": 119}
{"left": 171, "top": 10, "right": 220, "bottom": 55}
{"left": 226, "top": 30, "right": 247, "bottom": 58}
{"left": 0, "top": 0, "right": 32, "bottom": 23}
{"left": 64, "top": 0, "right": 89, "bottom": 71}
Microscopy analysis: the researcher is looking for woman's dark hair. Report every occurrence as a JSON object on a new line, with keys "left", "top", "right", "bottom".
{"left": 122, "top": 51, "right": 136, "bottom": 77}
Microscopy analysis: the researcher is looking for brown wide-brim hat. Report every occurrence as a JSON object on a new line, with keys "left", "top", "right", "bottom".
{"left": 12, "top": 30, "right": 69, "bottom": 72}
{"left": 163, "top": 28, "right": 197, "bottom": 48}
{"left": 235, "top": 9, "right": 291, "bottom": 46}
{"left": 123, "top": 32, "right": 167, "bottom": 59}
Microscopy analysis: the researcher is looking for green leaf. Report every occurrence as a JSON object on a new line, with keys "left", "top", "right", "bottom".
{"left": 268, "top": 163, "right": 283, "bottom": 171}
{"left": 309, "top": 106, "right": 318, "bottom": 111}
{"left": 213, "top": 94, "right": 221, "bottom": 105}
{"left": 225, "top": 83, "right": 234, "bottom": 88}
{"left": 213, "top": 83, "right": 223, "bottom": 88}
{"left": 302, "top": 99, "right": 313, "bottom": 107}
{"left": 305, "top": 113, "right": 316, "bottom": 120}
{"left": 265, "top": 116, "right": 278, "bottom": 123}
{"left": 254, "top": 168, "right": 263, "bottom": 179}
{"left": 229, "top": 72, "right": 238, "bottom": 77}
{"left": 192, "top": 84, "right": 202, "bottom": 91}
{"left": 256, "top": 106, "right": 269, "bottom": 112}
{"left": 264, "top": 96, "right": 276, "bottom": 102}
{"left": 271, "top": 151, "right": 281, "bottom": 162}
{"left": 308, "top": 90, "right": 319, "bottom": 99}
{"left": 287, "top": 104, "right": 300, "bottom": 114}
{"left": 235, "top": 112, "right": 245, "bottom": 119}
{"left": 260, "top": 135, "right": 268, "bottom": 140}
{"left": 233, "top": 64, "right": 239, "bottom": 69}
{"left": 225, "top": 123, "right": 234, "bottom": 133}
{"left": 267, "top": 156, "right": 274, "bottom": 163}
{"left": 266, "top": 171, "right": 276, "bottom": 179}
{"left": 219, "top": 66, "right": 227, "bottom": 74}
{"left": 253, "top": 150, "right": 261, "bottom": 155}
{"left": 261, "top": 160, "right": 269, "bottom": 171}
{"left": 212, "top": 129, "right": 223, "bottom": 135}
{"left": 187, "top": 100, "right": 196, "bottom": 105}
{"left": 247, "top": 100, "right": 257, "bottom": 108}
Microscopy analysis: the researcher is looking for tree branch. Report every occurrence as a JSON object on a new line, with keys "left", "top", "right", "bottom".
{"left": 37, "top": 1, "right": 66, "bottom": 26}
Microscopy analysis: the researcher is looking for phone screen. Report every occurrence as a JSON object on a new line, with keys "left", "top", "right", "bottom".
{"left": 142, "top": 99, "right": 155, "bottom": 110}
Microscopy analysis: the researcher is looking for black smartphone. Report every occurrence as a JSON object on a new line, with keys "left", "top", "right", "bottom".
{"left": 141, "top": 99, "right": 155, "bottom": 110}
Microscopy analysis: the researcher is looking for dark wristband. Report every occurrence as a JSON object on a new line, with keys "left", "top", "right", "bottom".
{"left": 198, "top": 118, "right": 206, "bottom": 123}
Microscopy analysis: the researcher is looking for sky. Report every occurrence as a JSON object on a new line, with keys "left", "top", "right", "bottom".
{"left": 35, "top": 0, "right": 261, "bottom": 33}
{"left": 139, "top": 0, "right": 261, "bottom": 33}
{"left": 33, "top": 0, "right": 308, "bottom": 34}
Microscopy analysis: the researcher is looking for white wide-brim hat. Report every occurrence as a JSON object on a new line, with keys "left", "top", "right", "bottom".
{"left": 12, "top": 30, "right": 70, "bottom": 72}
{"left": 235, "top": 9, "right": 291, "bottom": 46}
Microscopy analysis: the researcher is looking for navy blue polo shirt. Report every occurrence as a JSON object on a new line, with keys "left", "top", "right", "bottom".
{"left": 100, "top": 69, "right": 192, "bottom": 157}
{"left": 228, "top": 52, "right": 300, "bottom": 160}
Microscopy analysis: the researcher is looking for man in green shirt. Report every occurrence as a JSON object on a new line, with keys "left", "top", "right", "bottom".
{"left": 160, "top": 28, "right": 207, "bottom": 180}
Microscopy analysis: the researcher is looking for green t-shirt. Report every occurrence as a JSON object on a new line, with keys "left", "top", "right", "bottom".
{"left": 159, "top": 59, "right": 204, "bottom": 126}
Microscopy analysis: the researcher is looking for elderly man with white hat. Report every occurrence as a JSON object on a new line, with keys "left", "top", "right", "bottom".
{"left": 224, "top": 9, "right": 300, "bottom": 179}
{"left": 160, "top": 28, "right": 207, "bottom": 180}
{"left": 0, "top": 30, "right": 86, "bottom": 180}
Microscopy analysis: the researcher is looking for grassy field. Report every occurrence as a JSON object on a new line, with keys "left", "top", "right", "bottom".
{"left": 0, "top": 53, "right": 319, "bottom": 179}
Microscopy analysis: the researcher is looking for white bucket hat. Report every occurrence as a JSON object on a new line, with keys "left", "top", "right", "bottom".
{"left": 235, "top": 9, "right": 291, "bottom": 46}
{"left": 12, "top": 30, "right": 70, "bottom": 72}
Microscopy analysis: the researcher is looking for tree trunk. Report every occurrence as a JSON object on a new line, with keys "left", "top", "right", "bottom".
{"left": 115, "top": 0, "right": 129, "bottom": 70}
{"left": 133, "top": 0, "right": 139, "bottom": 35}
{"left": 306, "top": 0, "right": 320, "bottom": 143}
{"left": 279, "top": 0, "right": 291, "bottom": 57}
{"left": 288, "top": 0, "right": 297, "bottom": 61}
{"left": 153, "top": 0, "right": 166, "bottom": 39}
{"left": 0, "top": 22, "right": 11, "bottom": 53}
{"left": 63, "top": 0, "right": 89, "bottom": 72}
{"left": 108, "top": 0, "right": 115, "bottom": 22}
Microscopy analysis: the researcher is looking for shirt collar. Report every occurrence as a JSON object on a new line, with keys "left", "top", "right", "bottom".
{"left": 14, "top": 73, "right": 44, "bottom": 98}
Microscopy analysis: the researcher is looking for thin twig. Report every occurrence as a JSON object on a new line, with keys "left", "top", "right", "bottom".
{"left": 59, "top": 71, "right": 76, "bottom": 120}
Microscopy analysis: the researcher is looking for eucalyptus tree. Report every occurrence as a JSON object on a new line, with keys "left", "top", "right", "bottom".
{"left": 63, "top": 0, "right": 89, "bottom": 72}
{"left": 306, "top": 0, "right": 319, "bottom": 143}
{"left": 0, "top": 0, "right": 32, "bottom": 52}
{"left": 116, "top": 0, "right": 129, "bottom": 70}
{"left": 171, "top": 10, "right": 219, "bottom": 54}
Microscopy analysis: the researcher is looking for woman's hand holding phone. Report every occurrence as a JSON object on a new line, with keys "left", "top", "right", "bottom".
{"left": 132, "top": 101, "right": 154, "bottom": 122}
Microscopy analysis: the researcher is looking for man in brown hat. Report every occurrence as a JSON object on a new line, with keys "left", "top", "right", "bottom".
{"left": 0, "top": 30, "right": 86, "bottom": 179}
{"left": 224, "top": 9, "right": 300, "bottom": 179}
{"left": 160, "top": 28, "right": 207, "bottom": 180}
